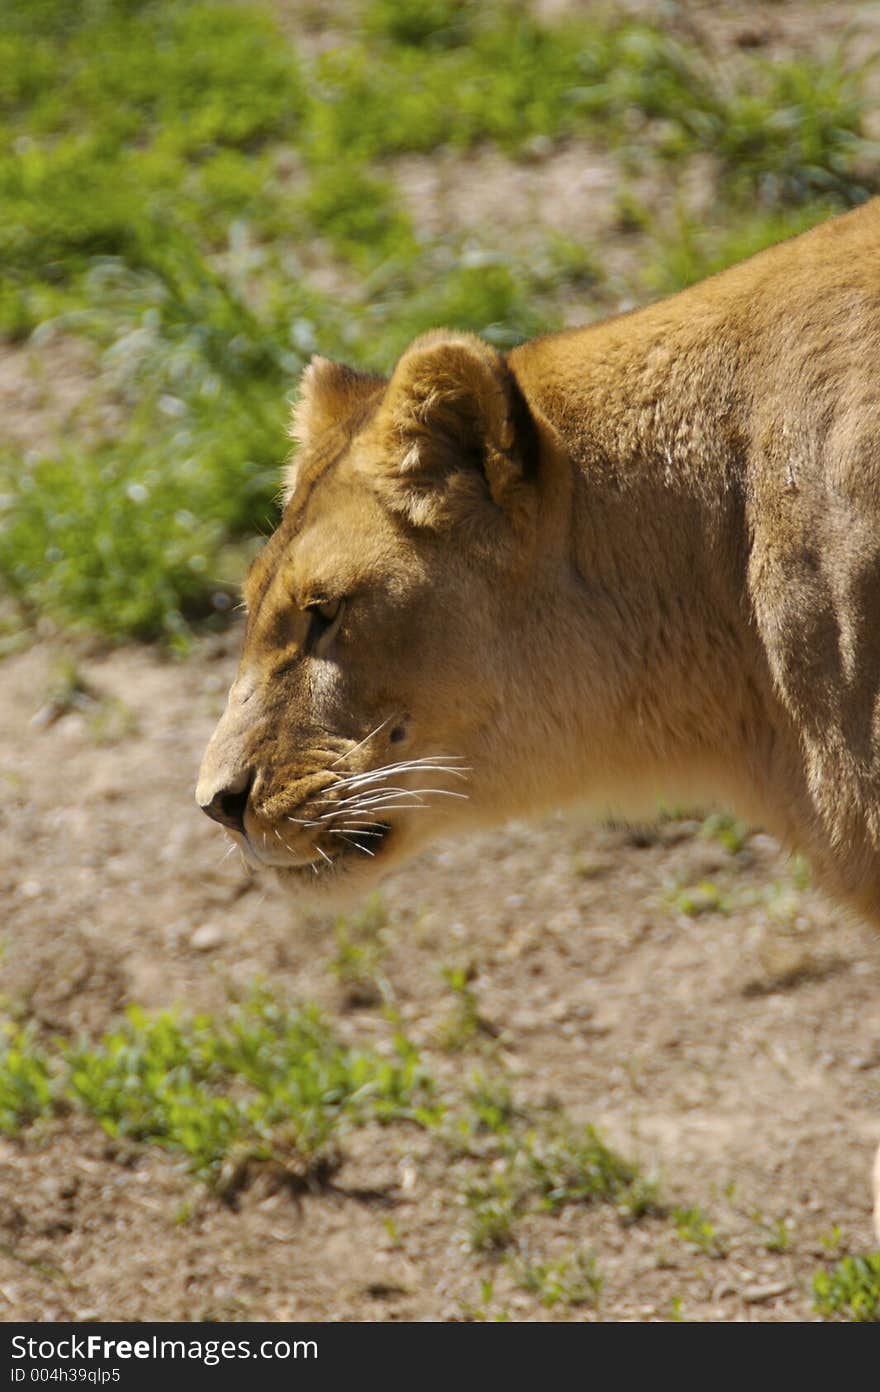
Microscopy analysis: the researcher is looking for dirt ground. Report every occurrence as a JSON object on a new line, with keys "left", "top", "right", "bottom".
{"left": 2, "top": 0, "right": 880, "bottom": 1328}
{"left": 0, "top": 635, "right": 878, "bottom": 1322}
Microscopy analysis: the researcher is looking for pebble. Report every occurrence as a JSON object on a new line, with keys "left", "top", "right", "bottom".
{"left": 742, "top": 1281, "right": 791, "bottom": 1304}
{"left": 190, "top": 922, "right": 225, "bottom": 952}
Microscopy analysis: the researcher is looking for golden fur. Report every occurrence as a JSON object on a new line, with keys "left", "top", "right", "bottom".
{"left": 197, "top": 200, "right": 880, "bottom": 1228}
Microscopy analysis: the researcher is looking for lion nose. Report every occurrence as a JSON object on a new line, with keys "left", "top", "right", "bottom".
{"left": 199, "top": 770, "right": 253, "bottom": 835}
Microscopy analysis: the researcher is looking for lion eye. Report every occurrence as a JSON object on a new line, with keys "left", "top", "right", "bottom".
{"left": 311, "top": 598, "right": 341, "bottom": 624}
{"left": 304, "top": 597, "right": 344, "bottom": 652}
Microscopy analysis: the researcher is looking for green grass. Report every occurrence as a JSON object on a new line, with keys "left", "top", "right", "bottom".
{"left": 672, "top": 1204, "right": 729, "bottom": 1258}
{"left": 0, "top": 1025, "right": 54, "bottom": 1135}
{"left": 307, "top": 11, "right": 676, "bottom": 160}
{"left": 522, "top": 1124, "right": 658, "bottom": 1221}
{"left": 515, "top": 1249, "right": 603, "bottom": 1309}
{"left": 0, "top": 440, "right": 227, "bottom": 643}
{"left": 813, "top": 1253, "right": 880, "bottom": 1321}
{"left": 1, "top": 986, "right": 658, "bottom": 1258}
{"left": 436, "top": 963, "right": 490, "bottom": 1052}
{"left": 329, "top": 895, "right": 392, "bottom": 1007}
{"left": 644, "top": 203, "right": 836, "bottom": 295}
{"left": 700, "top": 811, "right": 751, "bottom": 856}
{"left": 0, "top": 0, "right": 876, "bottom": 643}
{"left": 462, "top": 1119, "right": 659, "bottom": 1254}
{"left": 0, "top": 992, "right": 437, "bottom": 1191}
{"left": 300, "top": 163, "right": 417, "bottom": 269}
{"left": 668, "top": 47, "right": 875, "bottom": 205}
{"left": 666, "top": 878, "right": 731, "bottom": 918}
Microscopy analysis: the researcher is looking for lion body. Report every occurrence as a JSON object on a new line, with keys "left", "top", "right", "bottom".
{"left": 197, "top": 200, "right": 880, "bottom": 1225}
{"left": 199, "top": 198, "right": 880, "bottom": 919}
{"left": 508, "top": 200, "right": 880, "bottom": 921}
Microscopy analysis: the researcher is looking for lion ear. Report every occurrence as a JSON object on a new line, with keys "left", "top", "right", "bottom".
{"left": 289, "top": 356, "right": 385, "bottom": 446}
{"left": 372, "top": 331, "right": 540, "bottom": 530}
{"left": 285, "top": 356, "right": 385, "bottom": 502}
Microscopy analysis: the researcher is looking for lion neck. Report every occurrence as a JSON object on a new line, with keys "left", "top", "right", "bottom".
{"left": 504, "top": 298, "right": 786, "bottom": 827}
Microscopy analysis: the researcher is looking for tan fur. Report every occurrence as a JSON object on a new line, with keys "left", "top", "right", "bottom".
{"left": 197, "top": 200, "right": 880, "bottom": 1230}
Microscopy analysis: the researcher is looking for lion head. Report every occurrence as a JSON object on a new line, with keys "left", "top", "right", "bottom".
{"left": 196, "top": 330, "right": 571, "bottom": 904}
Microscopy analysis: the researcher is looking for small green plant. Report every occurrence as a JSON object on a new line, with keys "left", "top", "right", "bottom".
{"left": 0, "top": 1025, "right": 55, "bottom": 1135}
{"left": 758, "top": 1213, "right": 793, "bottom": 1254}
{"left": 329, "top": 895, "right": 391, "bottom": 1008}
{"left": 0, "top": 441, "right": 231, "bottom": 644}
{"left": 462, "top": 1171, "right": 519, "bottom": 1253}
{"left": 667, "top": 879, "right": 729, "bottom": 918}
{"left": 364, "top": 0, "right": 477, "bottom": 50}
{"left": 87, "top": 695, "right": 138, "bottom": 745}
{"left": 572, "top": 854, "right": 609, "bottom": 880}
{"left": 673, "top": 1205, "right": 729, "bottom": 1257}
{"left": 819, "top": 1224, "right": 844, "bottom": 1254}
{"left": 436, "top": 964, "right": 489, "bottom": 1052}
{"left": 37, "top": 654, "right": 94, "bottom": 720}
{"left": 813, "top": 1253, "right": 880, "bottom": 1321}
{"left": 465, "top": 1072, "right": 519, "bottom": 1137}
{"left": 458, "top": 1116, "right": 658, "bottom": 1253}
{"left": 675, "top": 46, "right": 876, "bottom": 205}
{"left": 523, "top": 1125, "right": 658, "bottom": 1221}
{"left": 612, "top": 190, "right": 652, "bottom": 235}
{"left": 751, "top": 1213, "right": 796, "bottom": 1258}
{"left": 516, "top": 1249, "right": 603, "bottom": 1308}
{"left": 701, "top": 811, "right": 750, "bottom": 856}
{"left": 457, "top": 1277, "right": 510, "bottom": 1322}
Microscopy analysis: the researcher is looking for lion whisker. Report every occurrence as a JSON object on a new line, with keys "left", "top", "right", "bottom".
{"left": 343, "top": 787, "right": 468, "bottom": 808}
{"left": 333, "top": 761, "right": 469, "bottom": 784}
{"left": 331, "top": 759, "right": 470, "bottom": 791}
{"left": 314, "top": 785, "right": 416, "bottom": 806}
{"left": 328, "top": 830, "right": 376, "bottom": 857}
{"left": 331, "top": 759, "right": 466, "bottom": 781}
{"left": 328, "top": 716, "right": 392, "bottom": 769}
{"left": 317, "top": 803, "right": 446, "bottom": 821}
{"left": 316, "top": 793, "right": 425, "bottom": 819}
{"left": 332, "top": 824, "right": 386, "bottom": 838}
{"left": 320, "top": 785, "right": 469, "bottom": 814}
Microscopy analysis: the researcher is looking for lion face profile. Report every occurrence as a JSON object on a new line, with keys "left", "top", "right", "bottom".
{"left": 197, "top": 331, "right": 565, "bottom": 903}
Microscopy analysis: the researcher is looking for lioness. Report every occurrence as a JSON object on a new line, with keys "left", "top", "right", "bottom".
{"left": 197, "top": 199, "right": 880, "bottom": 1232}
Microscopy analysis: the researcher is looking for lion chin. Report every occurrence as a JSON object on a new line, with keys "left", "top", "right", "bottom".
{"left": 196, "top": 200, "right": 880, "bottom": 1235}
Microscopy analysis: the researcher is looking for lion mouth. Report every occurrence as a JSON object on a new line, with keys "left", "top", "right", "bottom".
{"left": 272, "top": 818, "right": 393, "bottom": 879}
{"left": 244, "top": 752, "right": 470, "bottom": 885}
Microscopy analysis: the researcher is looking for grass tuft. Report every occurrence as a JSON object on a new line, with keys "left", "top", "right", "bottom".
{"left": 813, "top": 1253, "right": 880, "bottom": 1321}
{"left": 0, "top": 993, "right": 437, "bottom": 1192}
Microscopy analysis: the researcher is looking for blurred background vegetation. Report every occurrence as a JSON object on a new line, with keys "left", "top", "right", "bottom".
{"left": 0, "top": 0, "right": 878, "bottom": 644}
